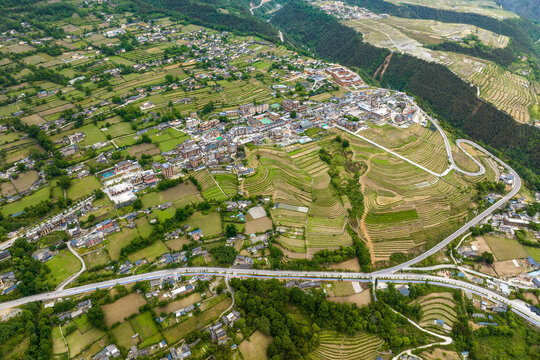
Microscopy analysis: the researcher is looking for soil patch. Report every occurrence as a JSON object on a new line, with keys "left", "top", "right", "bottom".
{"left": 103, "top": 293, "right": 147, "bottom": 326}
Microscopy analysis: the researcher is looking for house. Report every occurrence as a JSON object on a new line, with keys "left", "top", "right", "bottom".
{"left": 93, "top": 344, "right": 120, "bottom": 359}
{"left": 222, "top": 310, "right": 240, "bottom": 326}
{"left": 0, "top": 250, "right": 11, "bottom": 262}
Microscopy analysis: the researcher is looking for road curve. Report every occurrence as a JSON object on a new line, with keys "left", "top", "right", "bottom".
{"left": 0, "top": 267, "right": 538, "bottom": 328}
{"left": 390, "top": 307, "right": 452, "bottom": 360}
{"left": 376, "top": 142, "right": 520, "bottom": 274}
{"left": 56, "top": 242, "right": 86, "bottom": 291}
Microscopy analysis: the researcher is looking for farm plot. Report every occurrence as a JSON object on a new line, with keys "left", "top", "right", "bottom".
{"left": 239, "top": 331, "right": 273, "bottom": 360}
{"left": 103, "top": 293, "right": 147, "bottom": 326}
{"left": 483, "top": 233, "right": 528, "bottom": 261}
{"left": 11, "top": 170, "right": 38, "bottom": 192}
{"left": 65, "top": 325, "right": 106, "bottom": 357}
{"left": 127, "top": 240, "right": 169, "bottom": 263}
{"left": 45, "top": 250, "right": 82, "bottom": 286}
{"left": 111, "top": 321, "right": 138, "bottom": 350}
{"left": 469, "top": 64, "right": 538, "bottom": 123}
{"left": 66, "top": 176, "right": 101, "bottom": 200}
{"left": 181, "top": 211, "right": 222, "bottom": 238}
{"left": 310, "top": 330, "right": 384, "bottom": 360}
{"left": 412, "top": 292, "right": 457, "bottom": 335}
{"left": 1, "top": 187, "right": 49, "bottom": 215}
{"left": 163, "top": 295, "right": 231, "bottom": 344}
{"left": 193, "top": 169, "right": 227, "bottom": 201}
{"left": 141, "top": 181, "right": 203, "bottom": 208}
{"left": 130, "top": 312, "right": 162, "bottom": 348}
{"left": 127, "top": 143, "right": 161, "bottom": 158}
{"left": 244, "top": 147, "right": 313, "bottom": 206}
{"left": 214, "top": 173, "right": 238, "bottom": 196}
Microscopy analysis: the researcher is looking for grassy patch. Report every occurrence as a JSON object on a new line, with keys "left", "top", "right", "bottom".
{"left": 365, "top": 209, "right": 419, "bottom": 224}
{"left": 45, "top": 250, "right": 82, "bottom": 286}
{"left": 130, "top": 312, "right": 162, "bottom": 348}
{"left": 1, "top": 187, "right": 49, "bottom": 215}
{"left": 181, "top": 211, "right": 222, "bottom": 238}
{"left": 483, "top": 234, "right": 528, "bottom": 260}
{"left": 127, "top": 240, "right": 169, "bottom": 263}
{"left": 67, "top": 177, "right": 101, "bottom": 200}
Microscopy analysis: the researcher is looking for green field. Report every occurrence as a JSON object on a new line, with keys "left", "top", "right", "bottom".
{"left": 1, "top": 187, "right": 50, "bottom": 215}
{"left": 45, "top": 249, "right": 82, "bottom": 286}
{"left": 127, "top": 240, "right": 169, "bottom": 263}
{"left": 130, "top": 312, "right": 162, "bottom": 348}
{"left": 66, "top": 177, "right": 101, "bottom": 200}
{"left": 365, "top": 209, "right": 419, "bottom": 224}
{"left": 483, "top": 234, "right": 529, "bottom": 261}
{"left": 524, "top": 246, "right": 540, "bottom": 262}
{"left": 181, "top": 211, "right": 222, "bottom": 238}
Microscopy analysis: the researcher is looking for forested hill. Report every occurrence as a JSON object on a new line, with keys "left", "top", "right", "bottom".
{"left": 497, "top": 0, "right": 540, "bottom": 21}
{"left": 130, "top": 0, "right": 279, "bottom": 41}
{"left": 272, "top": 0, "right": 540, "bottom": 190}
{"left": 343, "top": 0, "right": 540, "bottom": 70}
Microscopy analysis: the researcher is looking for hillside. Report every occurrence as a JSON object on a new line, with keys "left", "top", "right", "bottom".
{"left": 498, "top": 0, "right": 540, "bottom": 21}
{"left": 272, "top": 0, "right": 540, "bottom": 190}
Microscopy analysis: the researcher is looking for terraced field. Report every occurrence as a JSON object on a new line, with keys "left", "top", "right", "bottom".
{"left": 214, "top": 173, "right": 238, "bottom": 196}
{"left": 343, "top": 125, "right": 489, "bottom": 262}
{"left": 244, "top": 147, "right": 312, "bottom": 206}
{"left": 469, "top": 64, "right": 538, "bottom": 123}
{"left": 412, "top": 292, "right": 457, "bottom": 335}
{"left": 310, "top": 330, "right": 384, "bottom": 360}
{"left": 193, "top": 169, "right": 227, "bottom": 201}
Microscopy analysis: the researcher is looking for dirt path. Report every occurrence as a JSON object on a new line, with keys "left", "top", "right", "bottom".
{"left": 374, "top": 53, "right": 393, "bottom": 80}
{"left": 359, "top": 154, "right": 375, "bottom": 264}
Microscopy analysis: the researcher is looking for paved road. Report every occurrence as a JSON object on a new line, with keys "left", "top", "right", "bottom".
{"left": 377, "top": 143, "right": 520, "bottom": 274}
{"left": 337, "top": 125, "right": 452, "bottom": 177}
{"left": 56, "top": 242, "right": 86, "bottom": 291}
{"left": 390, "top": 306, "right": 452, "bottom": 360}
{"left": 0, "top": 267, "right": 538, "bottom": 327}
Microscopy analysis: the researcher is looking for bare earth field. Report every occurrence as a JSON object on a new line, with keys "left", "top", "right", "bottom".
{"left": 102, "top": 293, "right": 147, "bottom": 326}
{"left": 239, "top": 331, "right": 273, "bottom": 360}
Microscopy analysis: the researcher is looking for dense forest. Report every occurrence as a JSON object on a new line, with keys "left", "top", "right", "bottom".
{"left": 272, "top": 0, "right": 540, "bottom": 190}
{"left": 426, "top": 38, "right": 515, "bottom": 68}
{"left": 230, "top": 278, "right": 433, "bottom": 359}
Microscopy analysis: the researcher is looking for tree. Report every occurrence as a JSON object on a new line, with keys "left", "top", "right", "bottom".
{"left": 290, "top": 110, "right": 297, "bottom": 118}
{"left": 132, "top": 198, "right": 142, "bottom": 210}
{"left": 94, "top": 189, "right": 105, "bottom": 199}
{"left": 481, "top": 251, "right": 494, "bottom": 264}
{"left": 210, "top": 246, "right": 237, "bottom": 266}
{"left": 87, "top": 306, "right": 106, "bottom": 330}
{"left": 225, "top": 224, "right": 238, "bottom": 238}
{"left": 58, "top": 176, "right": 72, "bottom": 190}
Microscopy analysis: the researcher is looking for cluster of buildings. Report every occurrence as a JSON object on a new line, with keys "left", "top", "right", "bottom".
{"left": 99, "top": 160, "right": 159, "bottom": 206}
{"left": 208, "top": 310, "right": 241, "bottom": 345}
{"left": 312, "top": 0, "right": 388, "bottom": 20}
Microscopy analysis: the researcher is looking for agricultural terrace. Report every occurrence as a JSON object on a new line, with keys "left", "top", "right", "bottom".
{"left": 309, "top": 330, "right": 384, "bottom": 360}
{"left": 342, "top": 125, "right": 492, "bottom": 262}
{"left": 387, "top": 0, "right": 518, "bottom": 19}
{"left": 469, "top": 64, "right": 538, "bottom": 123}
{"left": 344, "top": 18, "right": 490, "bottom": 79}
{"left": 411, "top": 292, "right": 457, "bottom": 335}
{"left": 244, "top": 144, "right": 352, "bottom": 255}
{"left": 193, "top": 169, "right": 228, "bottom": 201}
{"left": 141, "top": 181, "right": 204, "bottom": 209}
